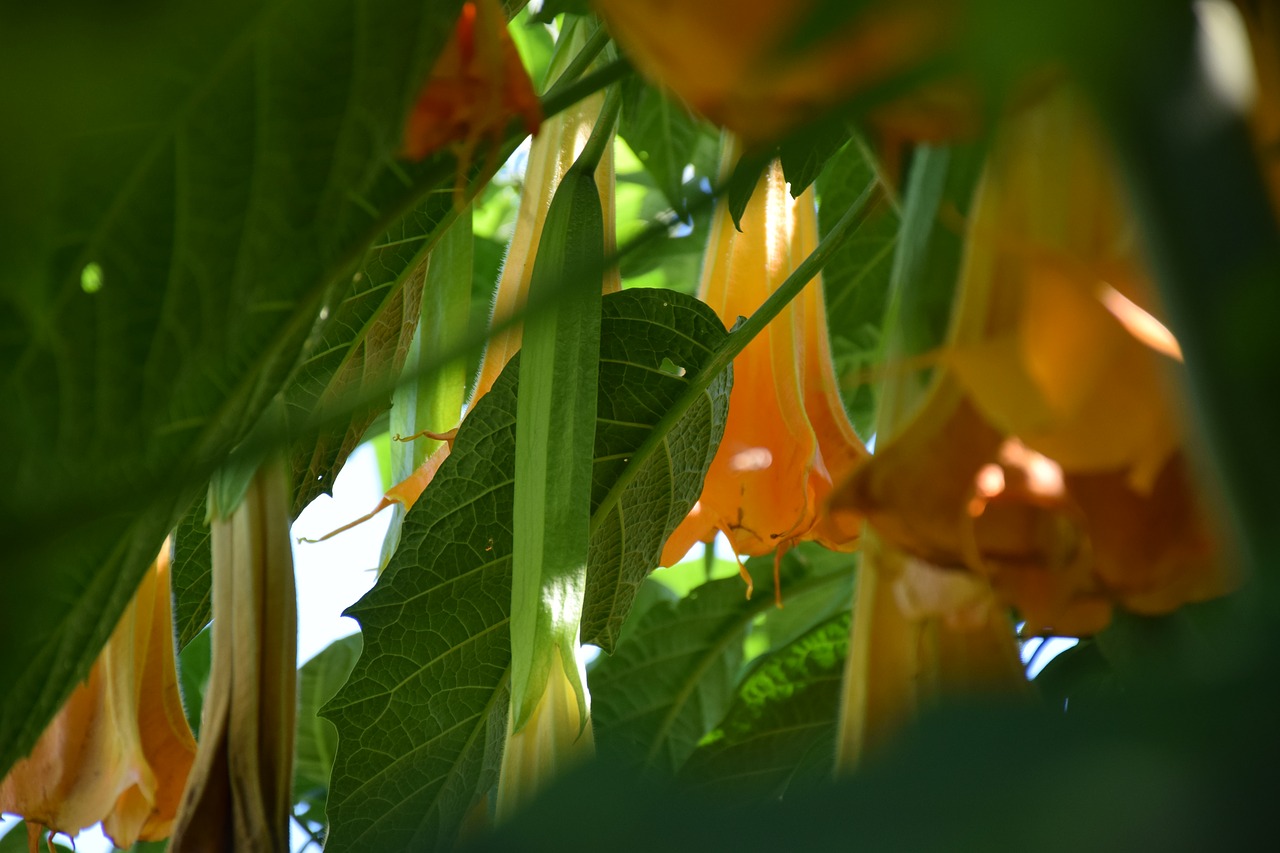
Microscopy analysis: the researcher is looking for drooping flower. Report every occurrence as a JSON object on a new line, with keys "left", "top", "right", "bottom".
{"left": 0, "top": 540, "right": 197, "bottom": 851}
{"left": 828, "top": 87, "right": 1233, "bottom": 637}
{"left": 591, "top": 0, "right": 974, "bottom": 144}
{"left": 168, "top": 457, "right": 298, "bottom": 851}
{"left": 835, "top": 529, "right": 1028, "bottom": 770}
{"left": 400, "top": 0, "right": 542, "bottom": 164}
{"left": 659, "top": 142, "right": 870, "bottom": 593}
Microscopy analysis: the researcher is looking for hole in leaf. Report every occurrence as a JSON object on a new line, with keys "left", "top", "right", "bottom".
{"left": 80, "top": 262, "right": 104, "bottom": 294}
{"left": 658, "top": 357, "right": 686, "bottom": 377}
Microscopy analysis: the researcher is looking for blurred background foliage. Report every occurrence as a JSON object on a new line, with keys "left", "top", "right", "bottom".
{"left": 2, "top": 0, "right": 1279, "bottom": 849}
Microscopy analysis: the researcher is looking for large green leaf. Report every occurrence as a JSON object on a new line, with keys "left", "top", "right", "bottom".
{"left": 681, "top": 613, "right": 850, "bottom": 799}
{"left": 0, "top": 0, "right": 478, "bottom": 776}
{"left": 321, "top": 288, "right": 730, "bottom": 851}
{"left": 295, "top": 634, "right": 364, "bottom": 834}
{"left": 589, "top": 550, "right": 852, "bottom": 775}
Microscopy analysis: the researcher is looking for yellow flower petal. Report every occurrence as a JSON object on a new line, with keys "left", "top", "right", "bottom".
{"left": 0, "top": 541, "right": 197, "bottom": 850}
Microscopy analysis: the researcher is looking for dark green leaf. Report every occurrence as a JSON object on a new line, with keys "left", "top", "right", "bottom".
{"left": 295, "top": 634, "right": 364, "bottom": 829}
{"left": 590, "top": 553, "right": 850, "bottom": 775}
{"left": 581, "top": 289, "right": 732, "bottom": 650}
{"left": 177, "top": 625, "right": 212, "bottom": 738}
{"left": 682, "top": 613, "right": 850, "bottom": 799}
{"left": 590, "top": 573, "right": 751, "bottom": 775}
{"left": 779, "top": 120, "right": 852, "bottom": 197}
{"left": 322, "top": 288, "right": 729, "bottom": 851}
{"left": 172, "top": 491, "right": 213, "bottom": 650}
{"left": 0, "top": 0, "right": 471, "bottom": 776}
{"left": 619, "top": 79, "right": 705, "bottom": 212}
{"left": 726, "top": 150, "right": 772, "bottom": 232}
{"left": 1033, "top": 639, "right": 1117, "bottom": 713}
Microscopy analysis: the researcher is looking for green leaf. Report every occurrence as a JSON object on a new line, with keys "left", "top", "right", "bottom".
{"left": 817, "top": 135, "right": 900, "bottom": 439}
{"left": 1033, "top": 639, "right": 1117, "bottom": 713}
{"left": 0, "top": 0, "right": 473, "bottom": 776}
{"left": 619, "top": 79, "right": 705, "bottom": 212}
{"left": 381, "top": 212, "right": 474, "bottom": 565}
{"left": 177, "top": 625, "right": 213, "bottom": 738}
{"left": 287, "top": 204, "right": 437, "bottom": 515}
{"left": 172, "top": 491, "right": 213, "bottom": 650}
{"left": 295, "top": 634, "right": 364, "bottom": 830}
{"left": 322, "top": 288, "right": 729, "bottom": 851}
{"left": 779, "top": 120, "right": 853, "bottom": 197}
{"left": 682, "top": 613, "right": 850, "bottom": 799}
{"left": 589, "top": 573, "right": 752, "bottom": 775}
{"left": 590, "top": 550, "right": 852, "bottom": 776}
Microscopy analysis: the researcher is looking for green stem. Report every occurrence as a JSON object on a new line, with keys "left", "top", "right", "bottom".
{"left": 544, "top": 23, "right": 610, "bottom": 93}
{"left": 576, "top": 86, "right": 622, "bottom": 174}
{"left": 541, "top": 57, "right": 631, "bottom": 120}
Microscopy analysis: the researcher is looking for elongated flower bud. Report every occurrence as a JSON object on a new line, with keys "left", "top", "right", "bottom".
{"left": 0, "top": 541, "right": 197, "bottom": 851}
{"left": 661, "top": 142, "right": 869, "bottom": 575}
{"left": 168, "top": 458, "right": 297, "bottom": 852}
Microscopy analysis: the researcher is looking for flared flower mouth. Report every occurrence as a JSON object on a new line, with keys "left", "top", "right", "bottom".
{"left": 827, "top": 86, "right": 1232, "bottom": 637}
{"left": 660, "top": 141, "right": 870, "bottom": 589}
{"left": 0, "top": 540, "right": 197, "bottom": 851}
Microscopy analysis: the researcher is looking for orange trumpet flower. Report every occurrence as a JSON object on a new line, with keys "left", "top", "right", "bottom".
{"left": 660, "top": 142, "right": 870, "bottom": 595}
{"left": 829, "top": 87, "right": 1233, "bottom": 637}
{"left": 0, "top": 541, "right": 197, "bottom": 851}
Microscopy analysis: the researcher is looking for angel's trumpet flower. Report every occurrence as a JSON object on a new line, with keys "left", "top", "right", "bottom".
{"left": 660, "top": 143, "right": 870, "bottom": 594}
{"left": 314, "top": 21, "right": 618, "bottom": 541}
{"left": 829, "top": 87, "right": 1232, "bottom": 637}
{"left": 591, "top": 0, "right": 974, "bottom": 145}
{"left": 835, "top": 529, "right": 1028, "bottom": 770}
{"left": 400, "top": 0, "right": 541, "bottom": 165}
{"left": 168, "top": 457, "right": 298, "bottom": 851}
{"left": 0, "top": 541, "right": 197, "bottom": 851}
